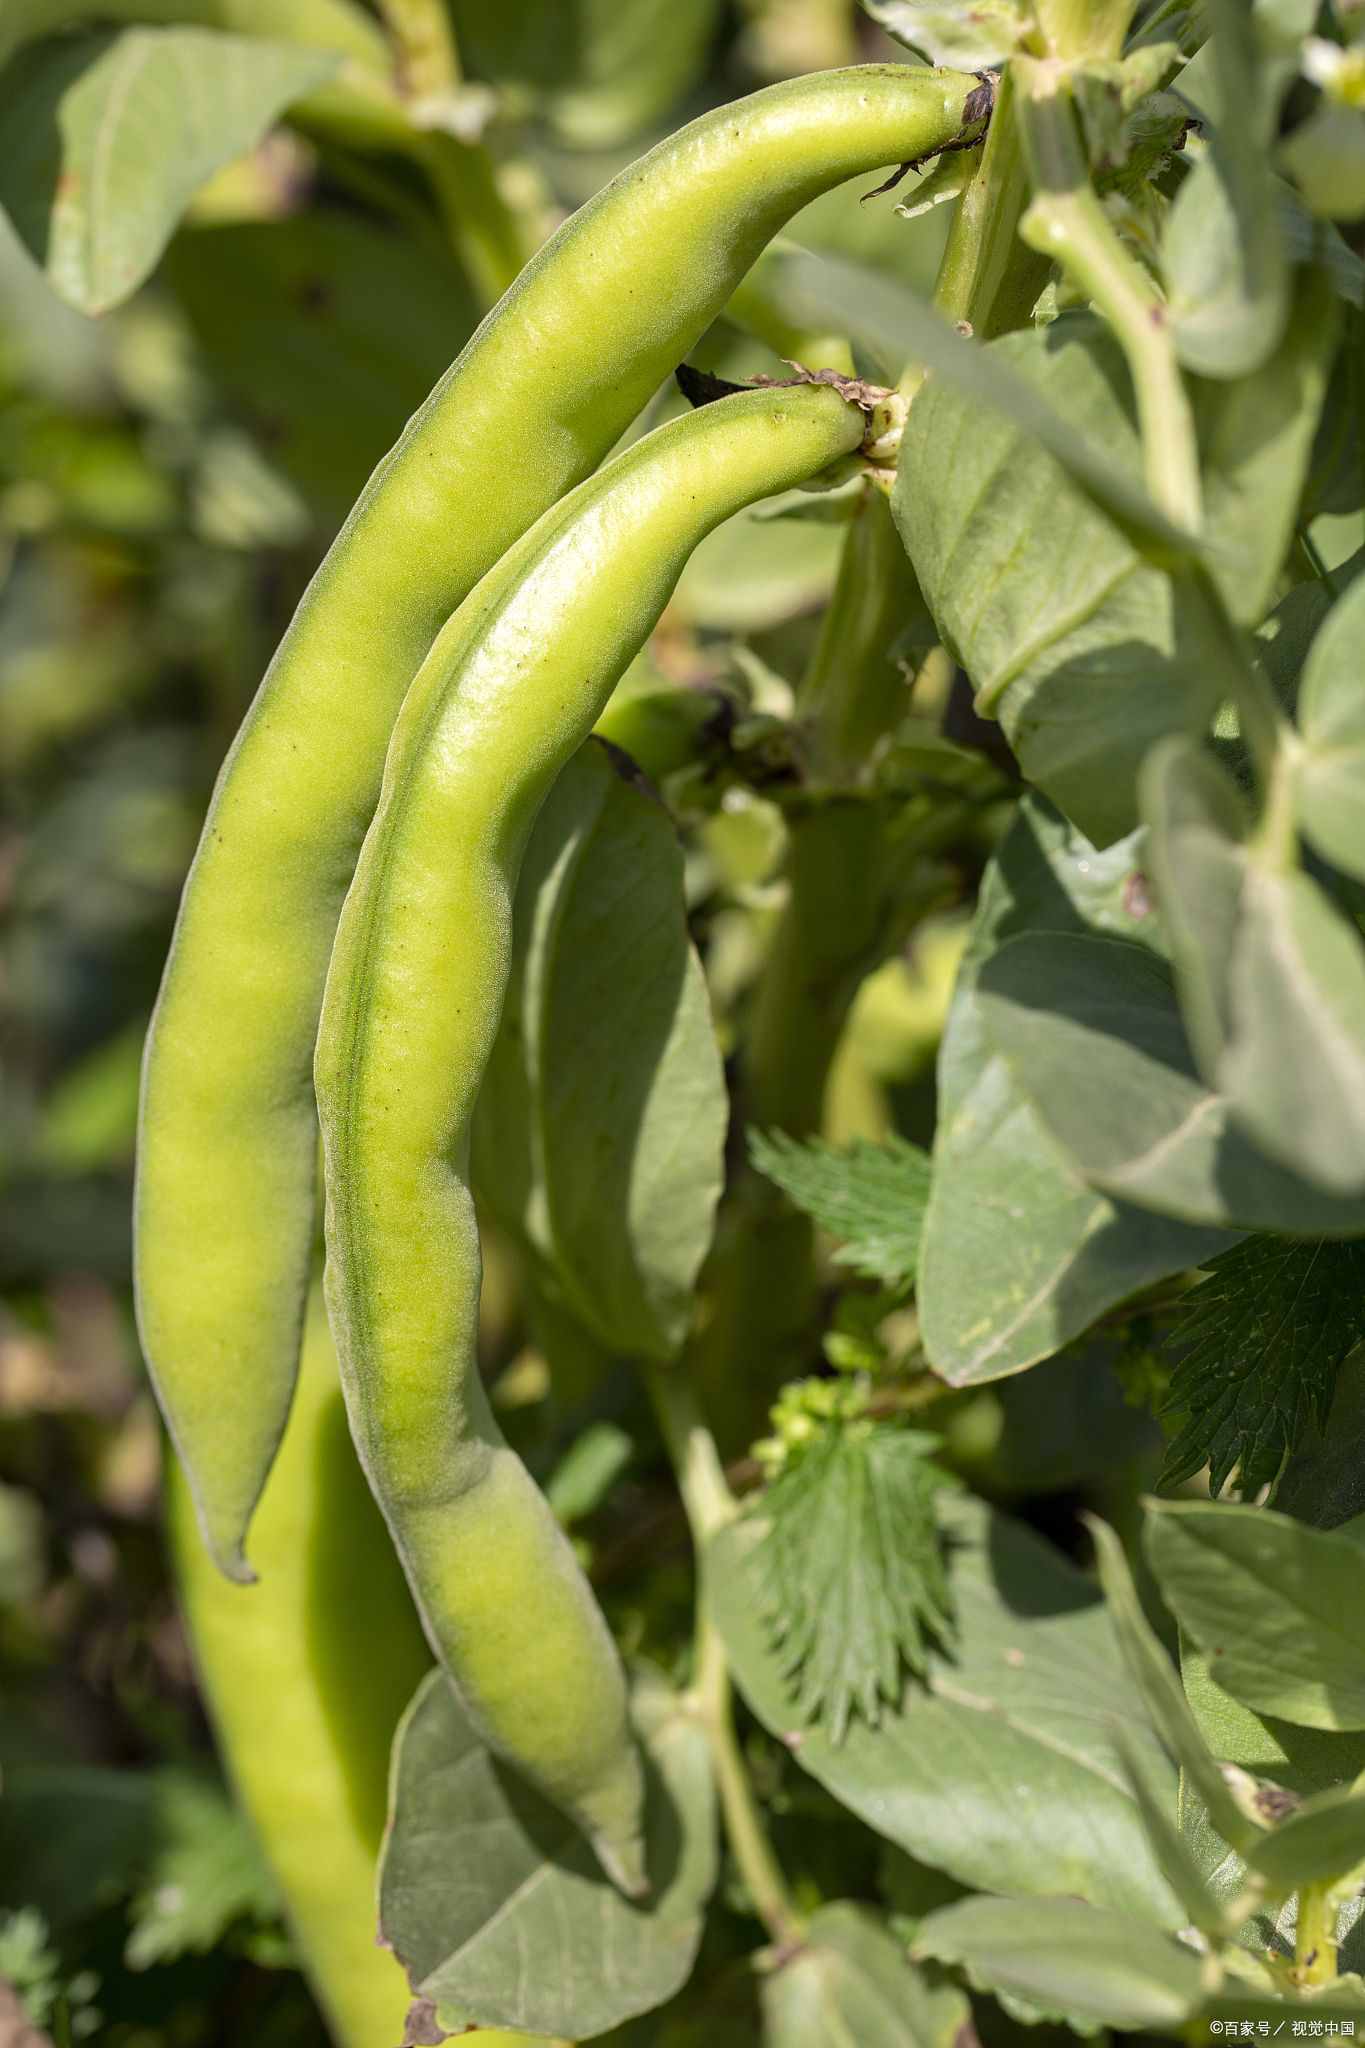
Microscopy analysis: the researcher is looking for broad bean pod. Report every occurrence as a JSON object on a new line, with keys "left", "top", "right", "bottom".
{"left": 135, "top": 61, "right": 988, "bottom": 1584}
{"left": 167, "top": 1294, "right": 428, "bottom": 2048}
{"left": 314, "top": 381, "right": 867, "bottom": 1895}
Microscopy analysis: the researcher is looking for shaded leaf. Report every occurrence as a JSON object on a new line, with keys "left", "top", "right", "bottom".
{"left": 762, "top": 1901, "right": 969, "bottom": 2048}
{"left": 918, "top": 797, "right": 1232, "bottom": 1385}
{"left": 0, "top": 26, "right": 336, "bottom": 312}
{"left": 472, "top": 742, "right": 726, "bottom": 1360}
{"left": 1246, "top": 1784, "right": 1365, "bottom": 1894}
{"left": 1145, "top": 1499, "right": 1365, "bottom": 1731}
{"left": 913, "top": 1896, "right": 1205, "bottom": 2028}
{"left": 1088, "top": 1514, "right": 1257, "bottom": 1855}
{"left": 1296, "top": 570, "right": 1365, "bottom": 882}
{"left": 706, "top": 1489, "right": 1182, "bottom": 1921}
{"left": 898, "top": 309, "right": 1330, "bottom": 843}
{"left": 747, "top": 1131, "right": 930, "bottom": 1287}
{"left": 975, "top": 928, "right": 1365, "bottom": 1235}
{"left": 379, "top": 1664, "right": 716, "bottom": 2041}
{"left": 1160, "top": 1236, "right": 1365, "bottom": 1498}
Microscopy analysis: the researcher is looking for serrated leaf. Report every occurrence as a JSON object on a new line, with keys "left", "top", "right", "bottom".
{"left": 751, "top": 1428, "right": 953, "bottom": 1743}
{"left": 472, "top": 741, "right": 726, "bottom": 1360}
{"left": 747, "top": 1131, "right": 930, "bottom": 1287}
{"left": 859, "top": 0, "right": 1027, "bottom": 66}
{"left": 706, "top": 1489, "right": 1182, "bottom": 1921}
{"left": 379, "top": 1664, "right": 716, "bottom": 2041}
{"left": 762, "top": 1902, "right": 969, "bottom": 2048}
{"left": 1160, "top": 1237, "right": 1365, "bottom": 1498}
{"left": 0, "top": 26, "right": 337, "bottom": 313}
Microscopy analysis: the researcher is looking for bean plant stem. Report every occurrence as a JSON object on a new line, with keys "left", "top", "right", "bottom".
{"left": 375, "top": 0, "right": 462, "bottom": 95}
{"left": 1295, "top": 1881, "right": 1338, "bottom": 1984}
{"left": 419, "top": 133, "right": 532, "bottom": 308}
{"left": 1014, "top": 74, "right": 1203, "bottom": 533}
{"left": 926, "top": 70, "right": 1048, "bottom": 343}
{"left": 643, "top": 1364, "right": 803, "bottom": 1949}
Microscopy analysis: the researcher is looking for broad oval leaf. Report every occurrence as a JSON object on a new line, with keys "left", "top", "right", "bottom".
{"left": 472, "top": 741, "right": 726, "bottom": 1361}
{"left": 1296, "top": 571, "right": 1365, "bottom": 883}
{"left": 975, "top": 928, "right": 1365, "bottom": 1236}
{"left": 1163, "top": 0, "right": 1291, "bottom": 378}
{"left": 912, "top": 1896, "right": 1205, "bottom": 2029}
{"left": 762, "top": 1902, "right": 969, "bottom": 2048}
{"left": 705, "top": 1488, "right": 1182, "bottom": 1923}
{"left": 0, "top": 26, "right": 338, "bottom": 312}
{"left": 898, "top": 306, "right": 1332, "bottom": 843}
{"left": 1145, "top": 1500, "right": 1365, "bottom": 1732}
{"left": 916, "top": 796, "right": 1230, "bottom": 1384}
{"left": 379, "top": 1663, "right": 716, "bottom": 2041}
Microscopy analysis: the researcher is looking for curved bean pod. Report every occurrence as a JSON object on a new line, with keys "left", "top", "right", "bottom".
{"left": 136, "top": 61, "right": 987, "bottom": 1584}
{"left": 315, "top": 381, "right": 866, "bottom": 1894}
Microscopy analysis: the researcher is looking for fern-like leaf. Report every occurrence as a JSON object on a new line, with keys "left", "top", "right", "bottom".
{"left": 1160, "top": 1237, "right": 1365, "bottom": 1499}
{"left": 747, "top": 1130, "right": 930, "bottom": 1288}
{"left": 751, "top": 1426, "right": 953, "bottom": 1743}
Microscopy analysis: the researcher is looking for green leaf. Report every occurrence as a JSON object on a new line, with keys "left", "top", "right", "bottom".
{"left": 1279, "top": 1349, "right": 1365, "bottom": 1532}
{"left": 898, "top": 307, "right": 1330, "bottom": 843}
{"left": 166, "top": 212, "right": 479, "bottom": 530}
{"left": 379, "top": 1664, "right": 716, "bottom": 2041}
{"left": 750, "top": 1428, "right": 953, "bottom": 1744}
{"left": 1141, "top": 735, "right": 1252, "bottom": 1079}
{"left": 1296, "top": 571, "right": 1365, "bottom": 882}
{"left": 918, "top": 797, "right": 1230, "bottom": 1383}
{"left": 472, "top": 742, "right": 726, "bottom": 1360}
{"left": 762, "top": 1901, "right": 969, "bottom": 2048}
{"left": 448, "top": 0, "right": 719, "bottom": 149}
{"left": 747, "top": 1131, "right": 930, "bottom": 1288}
{"left": 1159, "top": 1237, "right": 1365, "bottom": 1498}
{"left": 1087, "top": 1514, "right": 1257, "bottom": 1854}
{"left": 858, "top": 0, "right": 1027, "bottom": 66}
{"left": 125, "top": 1770, "right": 282, "bottom": 1970}
{"left": 706, "top": 1490, "right": 1182, "bottom": 1921}
{"left": 1245, "top": 1784, "right": 1365, "bottom": 1894}
{"left": 1183, "top": 1638, "right": 1365, "bottom": 1798}
{"left": 975, "top": 928, "right": 1365, "bottom": 1236}
{"left": 1163, "top": 0, "right": 1291, "bottom": 378}
{"left": 0, "top": 26, "right": 337, "bottom": 313}
{"left": 1282, "top": 100, "right": 1365, "bottom": 223}
{"left": 912, "top": 1896, "right": 1206, "bottom": 2029}
{"left": 1222, "top": 863, "right": 1365, "bottom": 1197}
{"left": 1145, "top": 1499, "right": 1365, "bottom": 1731}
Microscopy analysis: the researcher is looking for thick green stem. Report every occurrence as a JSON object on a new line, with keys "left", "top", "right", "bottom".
{"left": 1295, "top": 1881, "right": 1338, "bottom": 1985}
{"left": 375, "top": 0, "right": 461, "bottom": 95}
{"left": 1015, "top": 73, "right": 1202, "bottom": 532}
{"left": 1032, "top": 0, "right": 1135, "bottom": 59}
{"left": 643, "top": 1366, "right": 801, "bottom": 1948}
{"left": 927, "top": 70, "right": 1050, "bottom": 343}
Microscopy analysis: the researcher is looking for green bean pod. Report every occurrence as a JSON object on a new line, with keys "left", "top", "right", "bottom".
{"left": 167, "top": 1294, "right": 428, "bottom": 2048}
{"left": 136, "top": 62, "right": 987, "bottom": 1586}
{"left": 315, "top": 382, "right": 866, "bottom": 1895}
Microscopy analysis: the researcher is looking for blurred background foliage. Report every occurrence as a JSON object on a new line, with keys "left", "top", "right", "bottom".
{"left": 0, "top": 3, "right": 1167, "bottom": 2041}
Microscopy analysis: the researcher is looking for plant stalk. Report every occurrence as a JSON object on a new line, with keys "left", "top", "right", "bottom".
{"left": 1015, "top": 73, "right": 1203, "bottom": 533}
{"left": 927, "top": 70, "right": 1050, "bottom": 343}
{"left": 643, "top": 1365, "right": 802, "bottom": 1949}
{"left": 375, "top": 0, "right": 462, "bottom": 96}
{"left": 1295, "top": 1881, "right": 1338, "bottom": 1985}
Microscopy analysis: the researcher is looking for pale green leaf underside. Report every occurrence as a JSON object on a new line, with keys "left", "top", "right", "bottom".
{"left": 0, "top": 26, "right": 337, "bottom": 312}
